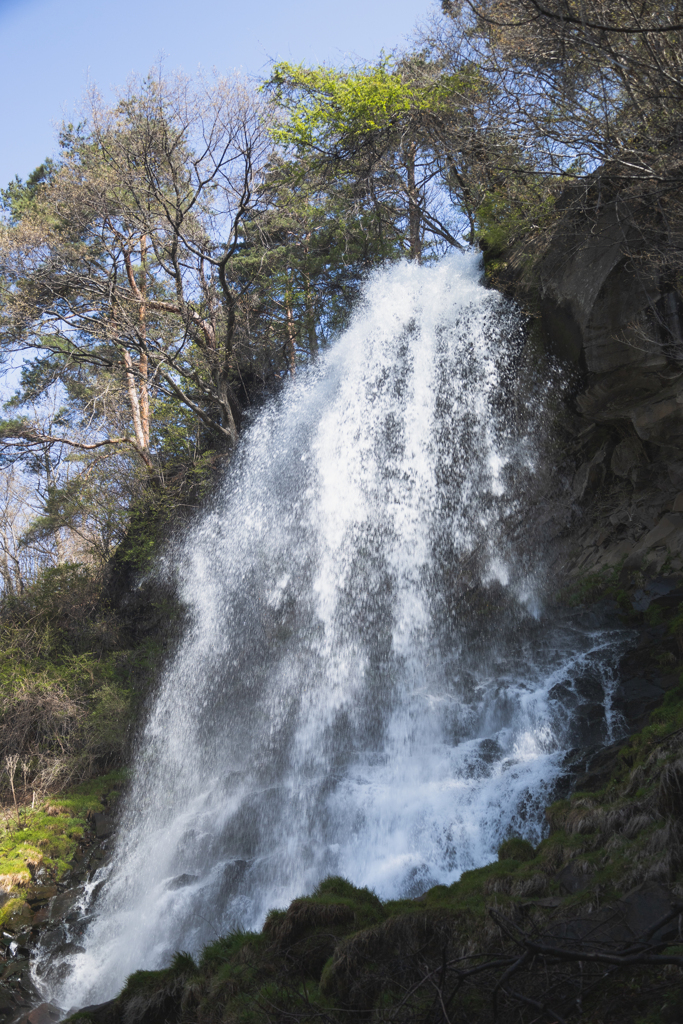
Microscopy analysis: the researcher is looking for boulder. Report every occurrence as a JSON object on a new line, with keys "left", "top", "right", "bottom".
{"left": 631, "top": 382, "right": 683, "bottom": 444}
{"left": 544, "top": 882, "right": 682, "bottom": 946}
{"left": 93, "top": 813, "right": 114, "bottom": 839}
{"left": 63, "top": 999, "right": 119, "bottom": 1024}
{"left": 2, "top": 900, "right": 33, "bottom": 933}
{"left": 25, "top": 886, "right": 57, "bottom": 909}
{"left": 572, "top": 447, "right": 608, "bottom": 500}
{"left": 595, "top": 538, "right": 634, "bottom": 568}
{"left": 624, "top": 514, "right": 683, "bottom": 568}
{"left": 572, "top": 740, "right": 630, "bottom": 791}
{"left": 638, "top": 513, "right": 682, "bottom": 548}
{"left": 26, "top": 1004, "right": 61, "bottom": 1024}
{"left": 610, "top": 435, "right": 649, "bottom": 480}
{"left": 165, "top": 873, "right": 199, "bottom": 891}
{"left": 557, "top": 862, "right": 592, "bottom": 895}
{"left": 49, "top": 886, "right": 84, "bottom": 924}
{"left": 576, "top": 369, "right": 683, "bottom": 445}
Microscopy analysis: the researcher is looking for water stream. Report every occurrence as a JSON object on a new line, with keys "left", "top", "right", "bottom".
{"left": 38, "top": 254, "right": 629, "bottom": 1008}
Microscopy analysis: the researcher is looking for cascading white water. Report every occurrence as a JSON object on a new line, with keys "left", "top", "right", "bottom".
{"left": 40, "top": 254, "right": 628, "bottom": 1009}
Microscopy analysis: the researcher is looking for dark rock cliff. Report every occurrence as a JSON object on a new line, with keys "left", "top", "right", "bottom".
{"left": 513, "top": 197, "right": 683, "bottom": 583}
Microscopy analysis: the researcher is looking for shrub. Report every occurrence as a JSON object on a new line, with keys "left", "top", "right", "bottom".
{"left": 497, "top": 837, "right": 536, "bottom": 862}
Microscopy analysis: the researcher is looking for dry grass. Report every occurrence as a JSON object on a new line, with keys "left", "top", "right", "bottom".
{"left": 0, "top": 669, "right": 131, "bottom": 802}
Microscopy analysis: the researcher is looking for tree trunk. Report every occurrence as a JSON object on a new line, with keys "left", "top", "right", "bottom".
{"left": 138, "top": 236, "right": 150, "bottom": 449}
{"left": 123, "top": 350, "right": 152, "bottom": 467}
{"left": 285, "top": 276, "right": 297, "bottom": 375}
{"left": 302, "top": 252, "right": 318, "bottom": 359}
{"left": 406, "top": 143, "right": 421, "bottom": 262}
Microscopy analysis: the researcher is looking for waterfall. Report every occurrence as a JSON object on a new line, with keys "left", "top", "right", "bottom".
{"left": 40, "top": 254, "right": 627, "bottom": 1008}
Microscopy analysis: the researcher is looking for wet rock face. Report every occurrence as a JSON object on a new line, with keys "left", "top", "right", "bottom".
{"left": 539, "top": 200, "right": 683, "bottom": 453}
{"left": 510, "top": 203, "right": 683, "bottom": 596}
{"left": 539, "top": 203, "right": 680, "bottom": 375}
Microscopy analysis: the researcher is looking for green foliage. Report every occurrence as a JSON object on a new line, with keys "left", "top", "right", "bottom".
{"left": 267, "top": 58, "right": 483, "bottom": 150}
{"left": 0, "top": 898, "right": 32, "bottom": 931}
{"left": 120, "top": 968, "right": 172, "bottom": 997}
{"left": 264, "top": 56, "right": 479, "bottom": 259}
{"left": 312, "top": 875, "right": 381, "bottom": 905}
{"left": 1, "top": 159, "right": 56, "bottom": 224}
{"left": 267, "top": 60, "right": 431, "bottom": 149}
{"left": 169, "top": 951, "right": 199, "bottom": 976}
{"left": 475, "top": 177, "right": 559, "bottom": 273}
{"left": 0, "top": 547, "right": 170, "bottom": 803}
{"left": 112, "top": 455, "right": 217, "bottom": 574}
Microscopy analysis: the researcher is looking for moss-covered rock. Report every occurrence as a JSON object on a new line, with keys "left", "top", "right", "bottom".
{"left": 0, "top": 897, "right": 32, "bottom": 932}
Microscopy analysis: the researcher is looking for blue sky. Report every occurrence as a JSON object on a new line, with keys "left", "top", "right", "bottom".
{"left": 0, "top": 0, "right": 432, "bottom": 187}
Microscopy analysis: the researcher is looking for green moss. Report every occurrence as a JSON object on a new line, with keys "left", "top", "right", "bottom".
{"left": 0, "top": 769, "right": 126, "bottom": 883}
{"left": 312, "top": 875, "right": 378, "bottom": 904}
{"left": 645, "top": 603, "right": 665, "bottom": 625}
{"left": 559, "top": 562, "right": 631, "bottom": 608}
{"left": 46, "top": 769, "right": 127, "bottom": 817}
{"left": 0, "top": 898, "right": 32, "bottom": 931}
{"left": 270, "top": 876, "right": 386, "bottom": 940}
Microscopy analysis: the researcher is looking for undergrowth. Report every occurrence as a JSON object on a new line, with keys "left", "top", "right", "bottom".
{"left": 0, "top": 558, "right": 170, "bottom": 803}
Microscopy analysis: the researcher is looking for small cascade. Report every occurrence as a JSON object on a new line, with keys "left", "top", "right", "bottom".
{"left": 38, "top": 254, "right": 629, "bottom": 1008}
